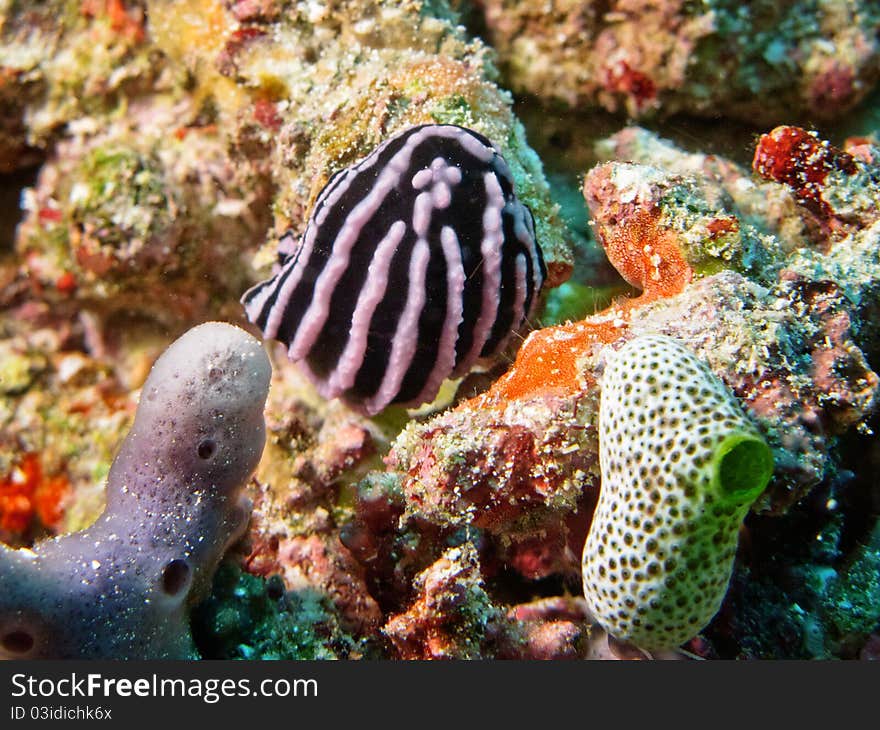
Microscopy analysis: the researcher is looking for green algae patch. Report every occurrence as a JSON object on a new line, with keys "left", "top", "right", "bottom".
{"left": 192, "top": 563, "right": 371, "bottom": 660}
{"left": 73, "top": 146, "right": 170, "bottom": 247}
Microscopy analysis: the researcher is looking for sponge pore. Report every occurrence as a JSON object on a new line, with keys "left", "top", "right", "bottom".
{"left": 582, "top": 334, "right": 773, "bottom": 651}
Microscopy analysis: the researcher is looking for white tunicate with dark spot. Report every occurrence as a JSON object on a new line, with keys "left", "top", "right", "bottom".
{"left": 582, "top": 335, "right": 774, "bottom": 651}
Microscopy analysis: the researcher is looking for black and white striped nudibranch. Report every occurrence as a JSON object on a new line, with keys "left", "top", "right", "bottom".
{"left": 241, "top": 124, "right": 546, "bottom": 415}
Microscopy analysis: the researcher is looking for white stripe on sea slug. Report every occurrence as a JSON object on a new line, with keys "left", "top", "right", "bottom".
{"left": 413, "top": 156, "right": 460, "bottom": 207}
{"left": 286, "top": 127, "right": 437, "bottom": 360}
{"left": 513, "top": 201, "right": 544, "bottom": 306}
{"left": 324, "top": 220, "right": 406, "bottom": 394}
{"left": 431, "top": 182, "right": 451, "bottom": 209}
{"left": 364, "top": 237, "right": 430, "bottom": 415}
{"left": 412, "top": 225, "right": 465, "bottom": 406}
{"left": 314, "top": 168, "right": 357, "bottom": 226}
{"left": 511, "top": 252, "right": 528, "bottom": 333}
{"left": 452, "top": 170, "right": 504, "bottom": 376}
{"left": 452, "top": 127, "right": 495, "bottom": 163}
{"left": 262, "top": 182, "right": 341, "bottom": 340}
{"left": 242, "top": 277, "right": 277, "bottom": 328}
{"left": 314, "top": 133, "right": 401, "bottom": 225}
{"left": 261, "top": 252, "right": 309, "bottom": 341}
{"left": 442, "top": 164, "right": 462, "bottom": 186}
{"left": 412, "top": 191, "right": 434, "bottom": 238}
{"left": 411, "top": 167, "right": 434, "bottom": 189}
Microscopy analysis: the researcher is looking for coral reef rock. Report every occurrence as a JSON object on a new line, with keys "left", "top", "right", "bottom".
{"left": 474, "top": 0, "right": 880, "bottom": 123}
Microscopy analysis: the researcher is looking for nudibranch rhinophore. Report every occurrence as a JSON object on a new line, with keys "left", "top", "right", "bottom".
{"left": 242, "top": 123, "right": 546, "bottom": 415}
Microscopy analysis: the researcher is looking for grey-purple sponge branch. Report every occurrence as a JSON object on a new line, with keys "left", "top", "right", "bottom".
{"left": 0, "top": 322, "right": 271, "bottom": 659}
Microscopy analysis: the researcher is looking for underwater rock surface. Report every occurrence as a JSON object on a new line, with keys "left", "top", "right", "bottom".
{"left": 472, "top": 0, "right": 880, "bottom": 124}
{"left": 0, "top": 1, "right": 878, "bottom": 659}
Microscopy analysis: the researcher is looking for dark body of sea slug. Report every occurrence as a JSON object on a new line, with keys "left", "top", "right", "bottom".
{"left": 242, "top": 124, "right": 546, "bottom": 415}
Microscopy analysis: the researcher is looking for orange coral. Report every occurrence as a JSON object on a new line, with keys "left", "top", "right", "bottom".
{"left": 706, "top": 216, "right": 740, "bottom": 240}
{"left": 596, "top": 208, "right": 693, "bottom": 297}
{"left": 476, "top": 208, "right": 692, "bottom": 405}
{"left": 0, "top": 453, "right": 70, "bottom": 534}
{"left": 81, "top": 0, "right": 145, "bottom": 44}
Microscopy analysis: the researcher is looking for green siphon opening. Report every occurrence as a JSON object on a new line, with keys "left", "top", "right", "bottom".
{"left": 712, "top": 431, "right": 774, "bottom": 502}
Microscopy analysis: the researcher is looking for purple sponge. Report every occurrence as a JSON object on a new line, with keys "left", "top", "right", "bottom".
{"left": 0, "top": 322, "right": 271, "bottom": 658}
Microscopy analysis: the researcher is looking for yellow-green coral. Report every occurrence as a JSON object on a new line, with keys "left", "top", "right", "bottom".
{"left": 582, "top": 335, "right": 774, "bottom": 650}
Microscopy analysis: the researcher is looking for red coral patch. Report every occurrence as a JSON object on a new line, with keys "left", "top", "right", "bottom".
{"left": 0, "top": 453, "right": 70, "bottom": 535}
{"left": 753, "top": 126, "right": 856, "bottom": 219}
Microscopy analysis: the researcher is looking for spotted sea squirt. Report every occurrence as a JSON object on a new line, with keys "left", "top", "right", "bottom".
{"left": 582, "top": 335, "right": 774, "bottom": 651}
{"left": 0, "top": 323, "right": 271, "bottom": 659}
{"left": 242, "top": 124, "right": 546, "bottom": 415}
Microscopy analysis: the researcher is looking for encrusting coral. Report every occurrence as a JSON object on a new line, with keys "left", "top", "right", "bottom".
{"left": 0, "top": 322, "right": 270, "bottom": 659}
{"left": 582, "top": 335, "right": 774, "bottom": 651}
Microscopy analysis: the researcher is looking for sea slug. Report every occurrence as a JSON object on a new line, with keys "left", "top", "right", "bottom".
{"left": 242, "top": 124, "right": 546, "bottom": 415}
